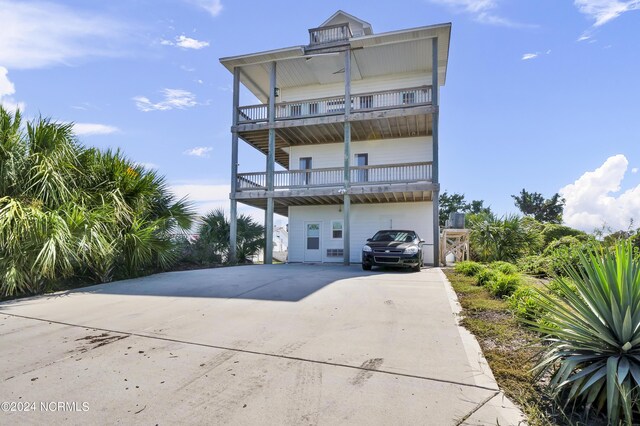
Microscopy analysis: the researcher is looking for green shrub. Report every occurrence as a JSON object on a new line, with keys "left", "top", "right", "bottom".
{"left": 516, "top": 255, "right": 552, "bottom": 277}
{"left": 540, "top": 223, "right": 587, "bottom": 248}
{"left": 476, "top": 268, "right": 499, "bottom": 286}
{"left": 507, "top": 286, "right": 544, "bottom": 321}
{"left": 487, "top": 273, "right": 521, "bottom": 298}
{"left": 489, "top": 261, "right": 518, "bottom": 275}
{"left": 535, "top": 242, "right": 640, "bottom": 424}
{"left": 454, "top": 261, "right": 485, "bottom": 277}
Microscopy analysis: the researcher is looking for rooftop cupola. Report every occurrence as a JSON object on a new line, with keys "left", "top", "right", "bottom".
{"left": 306, "top": 10, "right": 373, "bottom": 51}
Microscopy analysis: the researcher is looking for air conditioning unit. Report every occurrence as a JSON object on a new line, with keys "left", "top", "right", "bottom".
{"left": 446, "top": 212, "right": 465, "bottom": 229}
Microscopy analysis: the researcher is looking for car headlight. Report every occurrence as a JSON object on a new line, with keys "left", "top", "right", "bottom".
{"left": 403, "top": 246, "right": 419, "bottom": 255}
{"left": 362, "top": 245, "right": 372, "bottom": 252}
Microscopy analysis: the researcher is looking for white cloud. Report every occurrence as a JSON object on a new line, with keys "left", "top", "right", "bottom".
{"left": 133, "top": 89, "right": 198, "bottom": 112}
{"left": 521, "top": 53, "right": 538, "bottom": 60}
{"left": 184, "top": 0, "right": 223, "bottom": 17}
{"left": 184, "top": 146, "right": 213, "bottom": 157}
{"left": 560, "top": 154, "right": 640, "bottom": 232}
{"left": 0, "top": 0, "right": 129, "bottom": 69}
{"left": 160, "top": 35, "right": 209, "bottom": 49}
{"left": 176, "top": 35, "right": 209, "bottom": 49}
{"left": 632, "top": 167, "right": 639, "bottom": 174}
{"left": 0, "top": 66, "right": 25, "bottom": 112}
{"left": 577, "top": 31, "right": 592, "bottom": 41}
{"left": 72, "top": 123, "right": 119, "bottom": 135}
{"left": 428, "top": 0, "right": 536, "bottom": 28}
{"left": 574, "top": 0, "right": 640, "bottom": 27}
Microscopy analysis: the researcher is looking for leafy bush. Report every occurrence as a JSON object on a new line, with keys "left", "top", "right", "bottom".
{"left": 454, "top": 261, "right": 485, "bottom": 277}
{"left": 476, "top": 268, "right": 499, "bottom": 286}
{"left": 489, "top": 261, "right": 518, "bottom": 275}
{"left": 544, "top": 236, "right": 598, "bottom": 276}
{"left": 540, "top": 223, "right": 587, "bottom": 248}
{"left": 535, "top": 242, "right": 640, "bottom": 424}
{"left": 468, "top": 213, "right": 538, "bottom": 262}
{"left": 516, "top": 255, "right": 552, "bottom": 277}
{"left": 486, "top": 273, "right": 521, "bottom": 298}
{"left": 507, "top": 286, "right": 543, "bottom": 321}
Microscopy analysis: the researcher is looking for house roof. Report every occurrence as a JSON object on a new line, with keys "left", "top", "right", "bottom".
{"left": 219, "top": 14, "right": 451, "bottom": 103}
{"left": 320, "top": 10, "right": 373, "bottom": 35}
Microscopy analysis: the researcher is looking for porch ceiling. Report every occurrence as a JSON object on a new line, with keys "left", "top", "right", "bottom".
{"left": 236, "top": 182, "right": 436, "bottom": 217}
{"left": 238, "top": 190, "right": 434, "bottom": 217}
{"left": 220, "top": 24, "right": 451, "bottom": 104}
{"left": 238, "top": 114, "right": 433, "bottom": 169}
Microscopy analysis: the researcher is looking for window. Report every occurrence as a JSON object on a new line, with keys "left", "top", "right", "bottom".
{"left": 402, "top": 91, "right": 416, "bottom": 105}
{"left": 353, "top": 153, "right": 368, "bottom": 183}
{"left": 331, "top": 221, "right": 343, "bottom": 240}
{"left": 298, "top": 157, "right": 312, "bottom": 186}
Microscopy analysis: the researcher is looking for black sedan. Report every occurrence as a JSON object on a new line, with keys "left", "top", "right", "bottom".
{"left": 361, "top": 230, "right": 424, "bottom": 272}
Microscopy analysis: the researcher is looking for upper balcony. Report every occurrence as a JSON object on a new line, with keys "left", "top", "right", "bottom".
{"left": 237, "top": 85, "right": 432, "bottom": 125}
{"left": 234, "top": 85, "right": 435, "bottom": 168}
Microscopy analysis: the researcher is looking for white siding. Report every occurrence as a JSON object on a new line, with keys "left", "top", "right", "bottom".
{"left": 280, "top": 72, "right": 431, "bottom": 103}
{"left": 289, "top": 136, "right": 432, "bottom": 170}
{"left": 288, "top": 202, "right": 434, "bottom": 265}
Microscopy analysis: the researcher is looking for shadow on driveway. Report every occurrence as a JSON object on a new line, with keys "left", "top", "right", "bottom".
{"left": 0, "top": 264, "right": 424, "bottom": 306}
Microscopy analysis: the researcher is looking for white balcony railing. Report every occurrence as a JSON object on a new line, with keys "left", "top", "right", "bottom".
{"left": 308, "top": 23, "right": 352, "bottom": 46}
{"left": 236, "top": 162, "right": 432, "bottom": 191}
{"left": 237, "top": 86, "right": 432, "bottom": 124}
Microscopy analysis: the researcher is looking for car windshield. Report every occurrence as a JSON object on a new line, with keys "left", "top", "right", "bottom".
{"left": 371, "top": 231, "right": 416, "bottom": 243}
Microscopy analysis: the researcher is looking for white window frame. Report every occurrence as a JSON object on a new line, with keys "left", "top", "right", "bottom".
{"left": 331, "top": 220, "right": 343, "bottom": 240}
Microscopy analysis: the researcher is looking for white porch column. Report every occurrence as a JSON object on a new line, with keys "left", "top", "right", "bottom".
{"left": 432, "top": 37, "right": 440, "bottom": 267}
{"left": 265, "top": 61, "right": 276, "bottom": 264}
{"left": 229, "top": 66, "right": 241, "bottom": 263}
{"left": 343, "top": 48, "right": 352, "bottom": 266}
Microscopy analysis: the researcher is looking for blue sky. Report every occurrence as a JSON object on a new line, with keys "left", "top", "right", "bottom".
{"left": 1, "top": 0, "right": 638, "bottom": 231}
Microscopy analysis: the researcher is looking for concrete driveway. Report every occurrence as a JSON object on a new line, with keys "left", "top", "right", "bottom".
{"left": 0, "top": 265, "right": 522, "bottom": 425}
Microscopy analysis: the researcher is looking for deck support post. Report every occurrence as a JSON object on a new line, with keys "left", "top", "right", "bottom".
{"left": 343, "top": 48, "right": 352, "bottom": 266}
{"left": 431, "top": 37, "right": 440, "bottom": 267}
{"left": 265, "top": 61, "right": 276, "bottom": 264}
{"left": 229, "top": 66, "right": 241, "bottom": 264}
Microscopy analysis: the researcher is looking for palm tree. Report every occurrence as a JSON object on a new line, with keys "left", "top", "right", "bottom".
{"left": 0, "top": 106, "right": 195, "bottom": 297}
{"left": 194, "top": 209, "right": 265, "bottom": 263}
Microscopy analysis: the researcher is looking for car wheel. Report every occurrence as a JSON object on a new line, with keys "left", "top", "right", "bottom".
{"left": 362, "top": 264, "right": 372, "bottom": 271}
{"left": 412, "top": 260, "right": 421, "bottom": 272}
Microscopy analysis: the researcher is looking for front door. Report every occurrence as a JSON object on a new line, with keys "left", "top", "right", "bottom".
{"left": 304, "top": 222, "right": 322, "bottom": 262}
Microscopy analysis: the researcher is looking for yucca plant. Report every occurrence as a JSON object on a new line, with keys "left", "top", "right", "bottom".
{"left": 535, "top": 242, "right": 640, "bottom": 424}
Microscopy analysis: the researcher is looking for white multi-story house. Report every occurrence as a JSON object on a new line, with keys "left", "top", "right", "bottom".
{"left": 220, "top": 11, "right": 450, "bottom": 266}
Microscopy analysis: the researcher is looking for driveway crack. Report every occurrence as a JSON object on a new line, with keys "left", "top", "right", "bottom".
{"left": 1, "top": 312, "right": 500, "bottom": 393}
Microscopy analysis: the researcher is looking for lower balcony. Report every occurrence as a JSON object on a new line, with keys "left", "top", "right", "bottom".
{"left": 234, "top": 162, "right": 436, "bottom": 216}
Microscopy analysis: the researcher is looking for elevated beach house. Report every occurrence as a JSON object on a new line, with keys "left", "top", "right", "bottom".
{"left": 220, "top": 11, "right": 451, "bottom": 266}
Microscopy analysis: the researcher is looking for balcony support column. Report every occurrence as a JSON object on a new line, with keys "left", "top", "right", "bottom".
{"left": 265, "top": 61, "right": 277, "bottom": 264}
{"left": 431, "top": 37, "right": 440, "bottom": 267}
{"left": 343, "top": 48, "right": 351, "bottom": 266}
{"left": 229, "top": 66, "right": 241, "bottom": 264}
